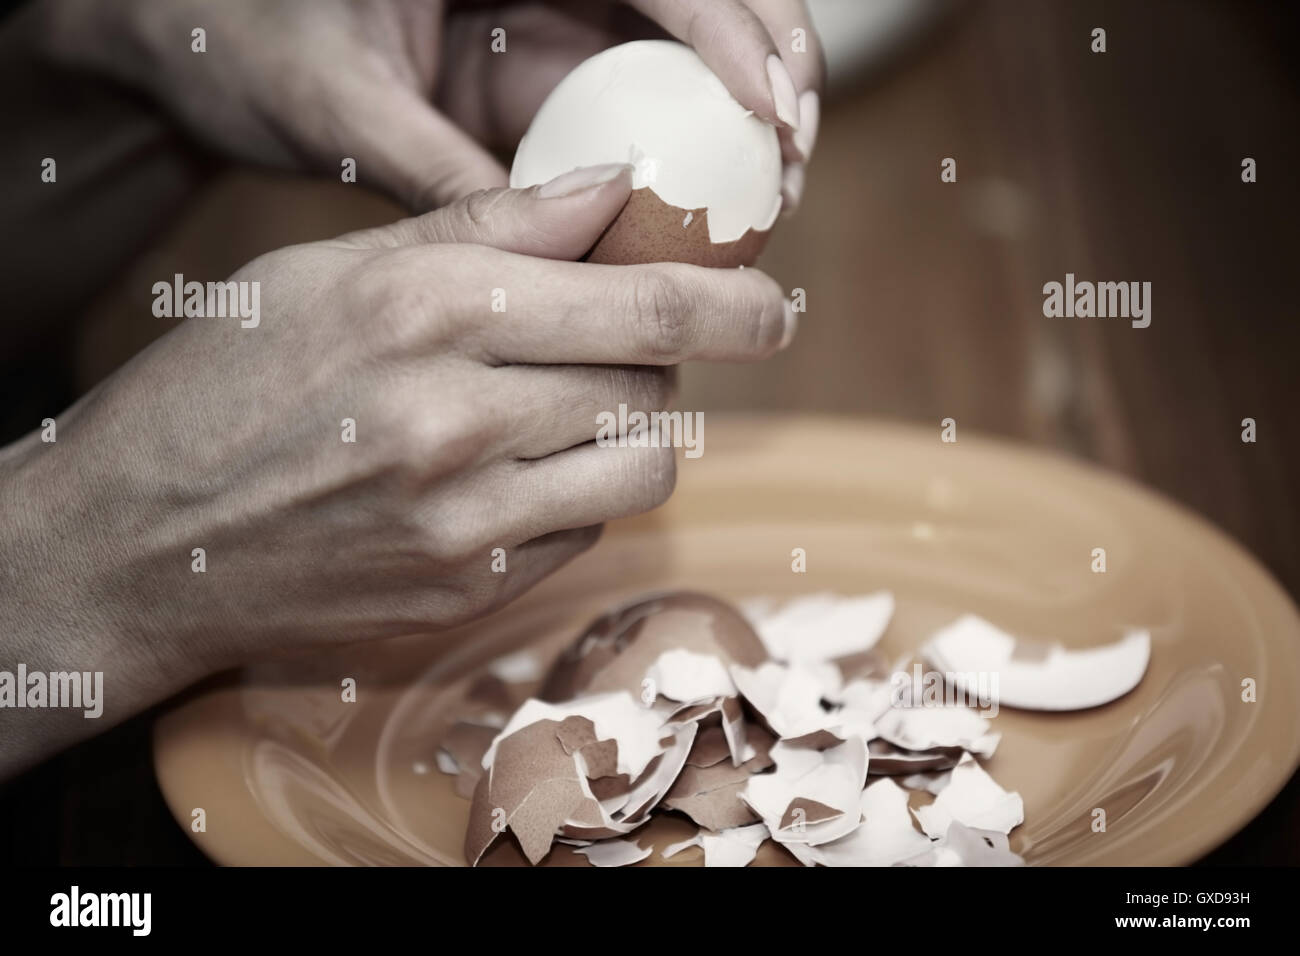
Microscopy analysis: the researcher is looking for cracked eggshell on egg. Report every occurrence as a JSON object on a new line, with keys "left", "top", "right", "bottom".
{"left": 510, "top": 40, "right": 783, "bottom": 267}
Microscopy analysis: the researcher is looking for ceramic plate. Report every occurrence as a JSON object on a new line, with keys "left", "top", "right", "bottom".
{"left": 153, "top": 416, "right": 1300, "bottom": 866}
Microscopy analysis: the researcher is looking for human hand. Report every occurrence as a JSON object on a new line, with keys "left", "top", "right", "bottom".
{"left": 0, "top": 163, "right": 793, "bottom": 775}
{"left": 35, "top": 0, "right": 824, "bottom": 211}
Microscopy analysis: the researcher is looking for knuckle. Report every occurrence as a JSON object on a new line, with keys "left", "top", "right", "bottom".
{"left": 379, "top": 396, "right": 498, "bottom": 487}
{"left": 351, "top": 253, "right": 458, "bottom": 348}
{"left": 458, "top": 392, "right": 510, "bottom": 450}
{"left": 376, "top": 291, "right": 435, "bottom": 347}
{"left": 629, "top": 268, "right": 691, "bottom": 363}
{"left": 460, "top": 188, "right": 509, "bottom": 235}
{"left": 344, "top": 255, "right": 399, "bottom": 314}
{"left": 421, "top": 517, "right": 485, "bottom": 566}
{"left": 405, "top": 494, "right": 491, "bottom": 567}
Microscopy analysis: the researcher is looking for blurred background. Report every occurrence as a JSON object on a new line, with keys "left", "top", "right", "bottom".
{"left": 2, "top": 0, "right": 1297, "bottom": 863}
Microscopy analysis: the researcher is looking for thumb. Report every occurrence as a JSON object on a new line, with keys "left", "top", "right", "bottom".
{"left": 351, "top": 85, "right": 510, "bottom": 211}
{"left": 339, "top": 164, "right": 634, "bottom": 260}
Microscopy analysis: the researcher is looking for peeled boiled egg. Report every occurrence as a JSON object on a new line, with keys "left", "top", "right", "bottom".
{"left": 510, "top": 40, "right": 783, "bottom": 267}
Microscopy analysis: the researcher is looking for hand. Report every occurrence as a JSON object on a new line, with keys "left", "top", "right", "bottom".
{"left": 0, "top": 164, "right": 793, "bottom": 776}
{"left": 35, "top": 0, "right": 824, "bottom": 211}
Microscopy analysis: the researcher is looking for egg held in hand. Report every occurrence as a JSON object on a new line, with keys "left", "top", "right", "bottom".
{"left": 510, "top": 40, "right": 784, "bottom": 267}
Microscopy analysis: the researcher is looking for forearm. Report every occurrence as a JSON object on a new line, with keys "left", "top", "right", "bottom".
{"left": 0, "top": 424, "right": 203, "bottom": 780}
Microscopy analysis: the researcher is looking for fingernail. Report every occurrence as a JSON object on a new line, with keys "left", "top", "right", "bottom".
{"left": 780, "top": 299, "right": 798, "bottom": 350}
{"left": 781, "top": 163, "right": 805, "bottom": 212}
{"left": 537, "top": 163, "right": 632, "bottom": 199}
{"left": 765, "top": 54, "right": 800, "bottom": 130}
{"left": 793, "top": 91, "right": 820, "bottom": 161}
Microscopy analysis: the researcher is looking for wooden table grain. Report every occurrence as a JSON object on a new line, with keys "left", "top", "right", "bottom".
{"left": 2, "top": 0, "right": 1297, "bottom": 865}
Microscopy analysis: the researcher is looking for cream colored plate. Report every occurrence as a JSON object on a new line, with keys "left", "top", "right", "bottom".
{"left": 154, "top": 416, "right": 1300, "bottom": 866}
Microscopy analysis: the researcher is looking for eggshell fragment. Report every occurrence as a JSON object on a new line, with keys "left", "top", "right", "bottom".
{"left": 741, "top": 738, "right": 869, "bottom": 847}
{"left": 540, "top": 592, "right": 767, "bottom": 702}
{"left": 898, "top": 769, "right": 954, "bottom": 795}
{"left": 487, "top": 648, "right": 543, "bottom": 683}
{"left": 454, "top": 592, "right": 1071, "bottom": 866}
{"left": 873, "top": 704, "right": 1001, "bottom": 758}
{"left": 574, "top": 838, "right": 652, "bottom": 867}
{"left": 464, "top": 718, "right": 607, "bottom": 865}
{"left": 645, "top": 648, "right": 737, "bottom": 702}
{"left": 788, "top": 778, "right": 932, "bottom": 867}
{"left": 437, "top": 721, "right": 498, "bottom": 797}
{"left": 662, "top": 754, "right": 765, "bottom": 831}
{"left": 866, "top": 738, "right": 964, "bottom": 776}
{"left": 922, "top": 614, "right": 1152, "bottom": 710}
{"left": 482, "top": 692, "right": 664, "bottom": 779}
{"left": 662, "top": 823, "right": 769, "bottom": 868}
{"left": 730, "top": 660, "right": 884, "bottom": 746}
{"left": 899, "top": 821, "right": 1025, "bottom": 867}
{"left": 911, "top": 753, "right": 1024, "bottom": 838}
{"left": 684, "top": 724, "right": 734, "bottom": 769}
{"left": 743, "top": 592, "right": 895, "bottom": 664}
{"left": 597, "top": 722, "right": 697, "bottom": 827}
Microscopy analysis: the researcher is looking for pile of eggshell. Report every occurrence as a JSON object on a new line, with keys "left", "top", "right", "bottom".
{"left": 437, "top": 591, "right": 1151, "bottom": 867}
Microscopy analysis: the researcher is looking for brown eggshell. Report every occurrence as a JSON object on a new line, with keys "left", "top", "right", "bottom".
{"left": 586, "top": 187, "right": 771, "bottom": 268}
{"left": 540, "top": 591, "right": 768, "bottom": 702}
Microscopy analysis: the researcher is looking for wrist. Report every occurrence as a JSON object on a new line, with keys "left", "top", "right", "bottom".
{"left": 0, "top": 438, "right": 209, "bottom": 779}
{"left": 0, "top": 429, "right": 210, "bottom": 712}
{"left": 1, "top": 434, "right": 121, "bottom": 674}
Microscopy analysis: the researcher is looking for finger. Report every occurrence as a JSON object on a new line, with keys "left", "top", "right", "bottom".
{"left": 744, "top": 0, "right": 825, "bottom": 165}
{"left": 346, "top": 84, "right": 510, "bottom": 211}
{"left": 461, "top": 257, "right": 794, "bottom": 365}
{"left": 436, "top": 5, "right": 633, "bottom": 147}
{"left": 375, "top": 524, "right": 604, "bottom": 631}
{"left": 744, "top": 0, "right": 826, "bottom": 95}
{"left": 781, "top": 161, "right": 806, "bottom": 213}
{"left": 335, "top": 164, "right": 633, "bottom": 259}
{"left": 413, "top": 445, "right": 673, "bottom": 558}
{"left": 464, "top": 524, "right": 605, "bottom": 621}
{"left": 510, "top": 442, "right": 678, "bottom": 538}
{"left": 493, "top": 364, "right": 677, "bottom": 460}
{"left": 627, "top": 0, "right": 800, "bottom": 130}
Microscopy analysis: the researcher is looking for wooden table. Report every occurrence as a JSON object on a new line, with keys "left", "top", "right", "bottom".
{"left": 2, "top": 0, "right": 1297, "bottom": 864}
